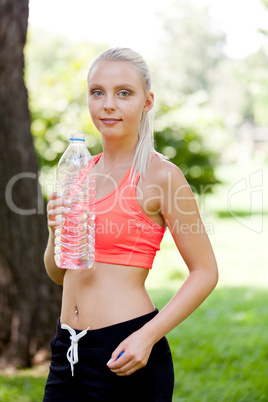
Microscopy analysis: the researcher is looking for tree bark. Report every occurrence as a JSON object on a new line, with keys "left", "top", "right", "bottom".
{"left": 0, "top": 0, "right": 61, "bottom": 367}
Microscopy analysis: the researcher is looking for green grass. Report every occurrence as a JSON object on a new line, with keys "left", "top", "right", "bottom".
{"left": 0, "top": 374, "right": 47, "bottom": 402}
{"left": 1, "top": 161, "right": 267, "bottom": 401}
{"left": 150, "top": 286, "right": 268, "bottom": 402}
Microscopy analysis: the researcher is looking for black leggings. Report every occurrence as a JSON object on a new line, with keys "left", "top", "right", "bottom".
{"left": 43, "top": 309, "right": 174, "bottom": 401}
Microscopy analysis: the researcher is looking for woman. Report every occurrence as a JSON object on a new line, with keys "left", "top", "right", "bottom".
{"left": 43, "top": 47, "right": 218, "bottom": 401}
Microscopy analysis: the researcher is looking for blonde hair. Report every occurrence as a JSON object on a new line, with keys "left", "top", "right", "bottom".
{"left": 88, "top": 47, "right": 156, "bottom": 179}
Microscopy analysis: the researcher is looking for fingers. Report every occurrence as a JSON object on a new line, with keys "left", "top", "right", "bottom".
{"left": 108, "top": 358, "right": 144, "bottom": 376}
{"left": 107, "top": 350, "right": 146, "bottom": 376}
{"left": 107, "top": 351, "right": 124, "bottom": 368}
{"left": 47, "top": 192, "right": 72, "bottom": 230}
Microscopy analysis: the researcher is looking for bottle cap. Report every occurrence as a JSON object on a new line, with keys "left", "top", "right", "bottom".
{"left": 69, "top": 133, "right": 85, "bottom": 141}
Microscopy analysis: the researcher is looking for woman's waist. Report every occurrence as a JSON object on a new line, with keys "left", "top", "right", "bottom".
{"left": 61, "top": 267, "right": 154, "bottom": 330}
{"left": 60, "top": 300, "right": 155, "bottom": 330}
{"left": 56, "top": 309, "right": 159, "bottom": 348}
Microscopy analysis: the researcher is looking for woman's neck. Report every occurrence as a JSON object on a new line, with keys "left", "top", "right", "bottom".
{"left": 100, "top": 138, "right": 137, "bottom": 169}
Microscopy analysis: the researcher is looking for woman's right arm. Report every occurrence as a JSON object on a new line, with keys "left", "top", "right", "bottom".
{"left": 44, "top": 192, "right": 71, "bottom": 285}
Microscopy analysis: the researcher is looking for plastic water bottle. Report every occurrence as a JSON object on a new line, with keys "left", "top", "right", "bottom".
{"left": 54, "top": 133, "right": 95, "bottom": 269}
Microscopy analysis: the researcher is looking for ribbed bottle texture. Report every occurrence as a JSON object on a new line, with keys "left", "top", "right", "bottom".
{"left": 54, "top": 133, "right": 95, "bottom": 269}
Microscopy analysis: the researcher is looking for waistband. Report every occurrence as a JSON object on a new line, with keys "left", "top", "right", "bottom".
{"left": 56, "top": 309, "right": 158, "bottom": 348}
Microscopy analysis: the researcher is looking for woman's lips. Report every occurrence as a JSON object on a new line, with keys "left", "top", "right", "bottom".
{"left": 100, "top": 118, "right": 122, "bottom": 125}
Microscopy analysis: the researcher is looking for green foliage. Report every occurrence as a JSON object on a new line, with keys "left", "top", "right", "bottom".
{"left": 155, "top": 126, "right": 220, "bottom": 194}
{"left": 25, "top": 28, "right": 104, "bottom": 169}
{"left": 209, "top": 48, "right": 268, "bottom": 128}
{"left": 243, "top": 50, "right": 268, "bottom": 126}
{"left": 151, "top": 0, "right": 268, "bottom": 168}
{"left": 209, "top": 59, "right": 253, "bottom": 127}
{"left": 151, "top": 0, "right": 226, "bottom": 103}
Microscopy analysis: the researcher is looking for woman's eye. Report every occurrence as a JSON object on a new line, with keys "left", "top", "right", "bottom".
{"left": 92, "top": 90, "right": 103, "bottom": 97}
{"left": 119, "top": 91, "right": 130, "bottom": 97}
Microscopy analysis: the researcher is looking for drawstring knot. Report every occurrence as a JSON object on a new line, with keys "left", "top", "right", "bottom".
{"left": 61, "top": 323, "right": 89, "bottom": 376}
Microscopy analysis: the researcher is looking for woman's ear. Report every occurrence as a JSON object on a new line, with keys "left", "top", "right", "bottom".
{"left": 144, "top": 91, "right": 154, "bottom": 113}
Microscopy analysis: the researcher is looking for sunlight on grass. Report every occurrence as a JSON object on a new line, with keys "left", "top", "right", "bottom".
{"left": 148, "top": 287, "right": 268, "bottom": 402}
{"left": 0, "top": 375, "right": 47, "bottom": 402}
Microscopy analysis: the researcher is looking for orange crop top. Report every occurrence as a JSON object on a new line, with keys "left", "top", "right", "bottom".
{"left": 93, "top": 154, "right": 166, "bottom": 269}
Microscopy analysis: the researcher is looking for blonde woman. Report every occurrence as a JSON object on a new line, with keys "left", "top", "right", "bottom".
{"left": 43, "top": 48, "right": 218, "bottom": 401}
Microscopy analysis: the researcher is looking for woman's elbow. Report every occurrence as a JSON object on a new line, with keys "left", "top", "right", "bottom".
{"left": 210, "top": 262, "right": 219, "bottom": 290}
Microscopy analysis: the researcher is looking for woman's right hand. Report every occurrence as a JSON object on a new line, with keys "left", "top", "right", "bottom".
{"left": 46, "top": 192, "right": 72, "bottom": 233}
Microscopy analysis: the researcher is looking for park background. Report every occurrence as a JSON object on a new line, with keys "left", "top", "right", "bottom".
{"left": 0, "top": 0, "right": 267, "bottom": 400}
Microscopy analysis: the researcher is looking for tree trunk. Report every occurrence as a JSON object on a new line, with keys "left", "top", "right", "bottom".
{"left": 0, "top": 0, "right": 61, "bottom": 367}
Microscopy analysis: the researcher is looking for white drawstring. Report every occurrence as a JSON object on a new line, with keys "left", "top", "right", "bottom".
{"left": 61, "top": 323, "right": 90, "bottom": 376}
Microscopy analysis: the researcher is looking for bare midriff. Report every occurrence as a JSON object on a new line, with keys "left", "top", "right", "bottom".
{"left": 60, "top": 262, "right": 155, "bottom": 330}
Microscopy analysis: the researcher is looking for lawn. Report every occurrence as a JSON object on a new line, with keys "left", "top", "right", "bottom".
{"left": 1, "top": 162, "right": 267, "bottom": 401}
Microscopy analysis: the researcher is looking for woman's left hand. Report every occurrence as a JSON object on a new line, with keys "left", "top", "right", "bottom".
{"left": 107, "top": 329, "right": 153, "bottom": 376}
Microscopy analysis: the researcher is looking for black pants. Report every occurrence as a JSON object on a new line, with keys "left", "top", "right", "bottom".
{"left": 43, "top": 309, "right": 174, "bottom": 401}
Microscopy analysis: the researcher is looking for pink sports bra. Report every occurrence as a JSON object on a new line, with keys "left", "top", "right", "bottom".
{"left": 93, "top": 154, "right": 166, "bottom": 269}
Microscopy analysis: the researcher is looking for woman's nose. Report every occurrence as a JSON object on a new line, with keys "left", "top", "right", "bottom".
{"left": 104, "top": 95, "right": 116, "bottom": 111}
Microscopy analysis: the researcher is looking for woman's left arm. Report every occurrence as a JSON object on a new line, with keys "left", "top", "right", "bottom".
{"left": 108, "top": 161, "right": 218, "bottom": 375}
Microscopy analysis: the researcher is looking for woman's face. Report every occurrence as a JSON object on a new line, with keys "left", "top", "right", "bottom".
{"left": 87, "top": 61, "right": 153, "bottom": 142}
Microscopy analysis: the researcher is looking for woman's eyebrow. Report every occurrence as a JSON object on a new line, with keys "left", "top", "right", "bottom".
{"left": 89, "top": 84, "right": 104, "bottom": 90}
{"left": 89, "top": 83, "right": 136, "bottom": 90}
{"left": 114, "top": 84, "right": 136, "bottom": 90}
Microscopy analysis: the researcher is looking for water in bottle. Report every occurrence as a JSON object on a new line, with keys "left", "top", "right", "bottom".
{"left": 54, "top": 133, "right": 95, "bottom": 269}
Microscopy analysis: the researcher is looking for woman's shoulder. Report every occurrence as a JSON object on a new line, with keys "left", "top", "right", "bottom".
{"left": 148, "top": 152, "right": 187, "bottom": 187}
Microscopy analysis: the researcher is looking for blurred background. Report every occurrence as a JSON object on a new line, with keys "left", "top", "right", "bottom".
{"left": 0, "top": 0, "right": 267, "bottom": 400}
